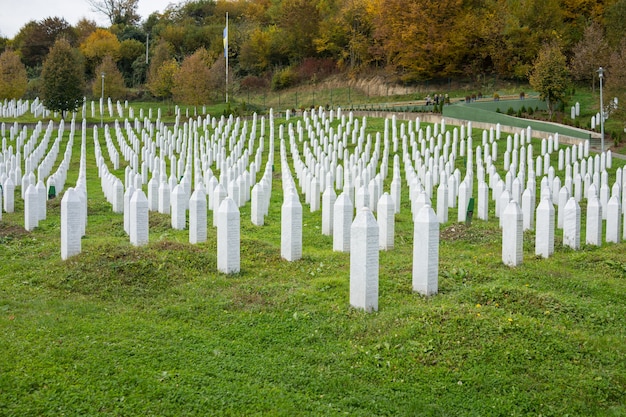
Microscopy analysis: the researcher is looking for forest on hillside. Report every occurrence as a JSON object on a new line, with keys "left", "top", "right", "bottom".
{"left": 0, "top": 0, "right": 625, "bottom": 108}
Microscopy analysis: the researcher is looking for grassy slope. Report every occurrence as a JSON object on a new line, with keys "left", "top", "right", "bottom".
{"left": 0, "top": 114, "right": 625, "bottom": 416}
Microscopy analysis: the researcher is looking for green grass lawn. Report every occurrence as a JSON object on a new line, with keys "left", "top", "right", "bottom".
{"left": 1, "top": 112, "right": 625, "bottom": 416}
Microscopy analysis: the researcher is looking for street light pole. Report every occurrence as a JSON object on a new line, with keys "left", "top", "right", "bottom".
{"left": 101, "top": 72, "right": 105, "bottom": 128}
{"left": 598, "top": 67, "right": 605, "bottom": 153}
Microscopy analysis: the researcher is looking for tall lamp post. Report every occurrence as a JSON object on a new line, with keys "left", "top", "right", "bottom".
{"left": 101, "top": 72, "right": 105, "bottom": 128}
{"left": 598, "top": 67, "right": 605, "bottom": 153}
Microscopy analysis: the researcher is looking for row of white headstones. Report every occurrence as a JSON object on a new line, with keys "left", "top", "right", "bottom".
{"left": 1, "top": 107, "right": 622, "bottom": 312}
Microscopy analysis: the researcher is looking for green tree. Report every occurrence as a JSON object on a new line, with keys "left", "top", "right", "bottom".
{"left": 118, "top": 39, "right": 145, "bottom": 86}
{"left": 80, "top": 28, "right": 122, "bottom": 64}
{"left": 173, "top": 47, "right": 212, "bottom": 105}
{"left": 148, "top": 58, "right": 178, "bottom": 99}
{"left": 14, "top": 17, "right": 76, "bottom": 69}
{"left": 0, "top": 50, "right": 28, "bottom": 99}
{"left": 92, "top": 55, "right": 127, "bottom": 99}
{"left": 41, "top": 38, "right": 85, "bottom": 117}
{"left": 605, "top": 0, "right": 626, "bottom": 48}
{"left": 147, "top": 39, "right": 174, "bottom": 84}
{"left": 529, "top": 41, "right": 570, "bottom": 119}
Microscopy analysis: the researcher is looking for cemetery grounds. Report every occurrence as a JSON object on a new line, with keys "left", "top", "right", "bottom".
{"left": 0, "top": 103, "right": 625, "bottom": 416}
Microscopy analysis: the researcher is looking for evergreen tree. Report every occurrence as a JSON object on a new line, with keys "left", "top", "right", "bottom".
{"left": 41, "top": 38, "right": 85, "bottom": 117}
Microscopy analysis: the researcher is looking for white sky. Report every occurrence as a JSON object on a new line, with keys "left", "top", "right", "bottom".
{"left": 0, "top": 0, "right": 178, "bottom": 39}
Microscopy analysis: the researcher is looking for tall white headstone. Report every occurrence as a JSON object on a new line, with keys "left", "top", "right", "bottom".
{"left": 606, "top": 195, "right": 621, "bottom": 243}
{"left": 36, "top": 180, "right": 46, "bottom": 221}
{"left": 3, "top": 177, "right": 14, "bottom": 213}
{"left": 521, "top": 188, "right": 534, "bottom": 231}
{"left": 130, "top": 189, "right": 149, "bottom": 247}
{"left": 502, "top": 200, "right": 523, "bottom": 266}
{"left": 123, "top": 185, "right": 135, "bottom": 235}
{"left": 377, "top": 192, "right": 395, "bottom": 250}
{"left": 61, "top": 188, "right": 82, "bottom": 260}
{"left": 437, "top": 182, "right": 448, "bottom": 223}
{"left": 281, "top": 190, "right": 302, "bottom": 261}
{"left": 189, "top": 188, "right": 207, "bottom": 244}
{"left": 563, "top": 197, "right": 581, "bottom": 250}
{"left": 171, "top": 184, "right": 187, "bottom": 230}
{"left": 457, "top": 181, "right": 469, "bottom": 222}
{"left": 158, "top": 181, "right": 170, "bottom": 215}
{"left": 217, "top": 197, "right": 240, "bottom": 274}
{"left": 333, "top": 192, "right": 353, "bottom": 252}
{"left": 24, "top": 184, "right": 39, "bottom": 231}
{"left": 412, "top": 204, "right": 439, "bottom": 295}
{"left": 535, "top": 197, "right": 555, "bottom": 258}
{"left": 251, "top": 183, "right": 265, "bottom": 226}
{"left": 477, "top": 181, "right": 488, "bottom": 221}
{"left": 213, "top": 184, "right": 227, "bottom": 227}
{"left": 350, "top": 208, "right": 379, "bottom": 312}
{"left": 585, "top": 195, "right": 602, "bottom": 246}
{"left": 322, "top": 186, "right": 336, "bottom": 236}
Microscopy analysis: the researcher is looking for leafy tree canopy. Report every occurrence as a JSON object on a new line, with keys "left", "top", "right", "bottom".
{"left": 0, "top": 49, "right": 28, "bottom": 99}
{"left": 41, "top": 38, "right": 85, "bottom": 116}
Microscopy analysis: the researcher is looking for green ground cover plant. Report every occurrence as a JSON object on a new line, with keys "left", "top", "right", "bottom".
{"left": 0, "top": 110, "right": 625, "bottom": 416}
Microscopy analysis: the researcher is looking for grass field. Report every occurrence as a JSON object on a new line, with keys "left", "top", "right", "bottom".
{"left": 1, "top": 109, "right": 625, "bottom": 416}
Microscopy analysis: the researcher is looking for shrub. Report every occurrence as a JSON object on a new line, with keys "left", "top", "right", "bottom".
{"left": 507, "top": 107, "right": 515, "bottom": 115}
{"left": 528, "top": 107, "right": 534, "bottom": 115}
{"left": 271, "top": 67, "right": 297, "bottom": 90}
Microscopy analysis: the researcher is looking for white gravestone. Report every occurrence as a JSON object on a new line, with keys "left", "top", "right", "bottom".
{"left": 158, "top": 181, "right": 170, "bottom": 215}
{"left": 350, "top": 208, "right": 379, "bottom": 313}
{"left": 171, "top": 184, "right": 187, "bottom": 230}
{"left": 217, "top": 197, "right": 240, "bottom": 274}
{"left": 585, "top": 195, "right": 602, "bottom": 246}
{"left": 502, "top": 200, "right": 523, "bottom": 267}
{"left": 377, "top": 193, "right": 395, "bottom": 250}
{"left": 251, "top": 183, "right": 265, "bottom": 226}
{"left": 281, "top": 190, "right": 303, "bottom": 261}
{"left": 130, "top": 189, "right": 149, "bottom": 247}
{"left": 310, "top": 177, "right": 321, "bottom": 212}
{"left": 213, "top": 184, "right": 227, "bottom": 227}
{"left": 189, "top": 188, "right": 207, "bottom": 244}
{"left": 3, "top": 177, "right": 14, "bottom": 213}
{"left": 333, "top": 192, "right": 353, "bottom": 252}
{"left": 61, "top": 188, "right": 82, "bottom": 260}
{"left": 457, "top": 181, "right": 469, "bottom": 223}
{"left": 147, "top": 177, "right": 159, "bottom": 211}
{"left": 606, "top": 196, "right": 621, "bottom": 243}
{"left": 563, "top": 197, "right": 581, "bottom": 250}
{"left": 437, "top": 182, "right": 448, "bottom": 223}
{"left": 123, "top": 185, "right": 135, "bottom": 235}
{"left": 521, "top": 188, "right": 534, "bottom": 231}
{"left": 36, "top": 180, "right": 46, "bottom": 221}
{"left": 535, "top": 197, "right": 555, "bottom": 258}
{"left": 322, "top": 186, "right": 336, "bottom": 236}
{"left": 412, "top": 204, "right": 439, "bottom": 295}
{"left": 24, "top": 184, "right": 39, "bottom": 231}
{"left": 477, "top": 181, "right": 488, "bottom": 221}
